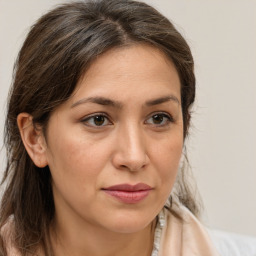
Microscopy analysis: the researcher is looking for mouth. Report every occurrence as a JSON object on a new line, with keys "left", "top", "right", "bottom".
{"left": 102, "top": 183, "right": 153, "bottom": 204}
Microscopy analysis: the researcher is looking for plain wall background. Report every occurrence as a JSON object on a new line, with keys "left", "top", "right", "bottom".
{"left": 0, "top": 0, "right": 255, "bottom": 236}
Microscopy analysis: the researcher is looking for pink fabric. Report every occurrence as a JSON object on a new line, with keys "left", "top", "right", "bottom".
{"left": 1, "top": 219, "right": 20, "bottom": 256}
{"left": 159, "top": 204, "right": 220, "bottom": 256}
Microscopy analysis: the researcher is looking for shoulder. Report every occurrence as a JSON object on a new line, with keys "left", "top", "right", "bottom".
{"left": 159, "top": 201, "right": 220, "bottom": 256}
{"left": 0, "top": 218, "right": 21, "bottom": 256}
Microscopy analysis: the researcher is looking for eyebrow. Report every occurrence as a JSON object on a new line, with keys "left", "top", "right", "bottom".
{"left": 71, "top": 95, "right": 180, "bottom": 108}
{"left": 145, "top": 95, "right": 180, "bottom": 106}
{"left": 71, "top": 97, "right": 123, "bottom": 109}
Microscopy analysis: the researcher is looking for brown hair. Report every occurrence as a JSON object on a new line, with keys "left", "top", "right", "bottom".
{"left": 0, "top": 0, "right": 197, "bottom": 255}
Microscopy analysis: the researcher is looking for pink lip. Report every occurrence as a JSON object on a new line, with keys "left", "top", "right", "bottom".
{"left": 102, "top": 183, "right": 152, "bottom": 204}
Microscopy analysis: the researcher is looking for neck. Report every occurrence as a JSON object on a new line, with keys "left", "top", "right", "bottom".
{"left": 50, "top": 216, "right": 156, "bottom": 256}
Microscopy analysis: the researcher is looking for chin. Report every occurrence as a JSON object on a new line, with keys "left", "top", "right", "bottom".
{"left": 105, "top": 213, "right": 155, "bottom": 234}
{"left": 110, "top": 223, "right": 152, "bottom": 234}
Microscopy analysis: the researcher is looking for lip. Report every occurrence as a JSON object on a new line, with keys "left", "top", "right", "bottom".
{"left": 102, "top": 183, "right": 152, "bottom": 204}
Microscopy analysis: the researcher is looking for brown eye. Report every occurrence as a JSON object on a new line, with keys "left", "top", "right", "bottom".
{"left": 93, "top": 115, "right": 105, "bottom": 126}
{"left": 145, "top": 113, "right": 173, "bottom": 126}
{"left": 152, "top": 114, "right": 164, "bottom": 124}
{"left": 82, "top": 114, "right": 111, "bottom": 127}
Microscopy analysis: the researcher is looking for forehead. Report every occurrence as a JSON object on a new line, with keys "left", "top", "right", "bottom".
{"left": 71, "top": 44, "right": 181, "bottom": 104}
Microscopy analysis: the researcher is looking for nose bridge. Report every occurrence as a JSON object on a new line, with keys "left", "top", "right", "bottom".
{"left": 124, "top": 121, "right": 144, "bottom": 155}
{"left": 114, "top": 120, "right": 148, "bottom": 171}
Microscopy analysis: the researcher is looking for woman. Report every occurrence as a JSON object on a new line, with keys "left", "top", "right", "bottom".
{"left": 0, "top": 0, "right": 219, "bottom": 255}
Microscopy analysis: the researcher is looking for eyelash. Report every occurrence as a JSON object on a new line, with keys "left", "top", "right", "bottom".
{"left": 145, "top": 112, "right": 174, "bottom": 127}
{"left": 81, "top": 112, "right": 174, "bottom": 128}
{"left": 81, "top": 113, "right": 112, "bottom": 127}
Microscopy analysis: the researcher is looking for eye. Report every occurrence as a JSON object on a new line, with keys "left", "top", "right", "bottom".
{"left": 81, "top": 114, "right": 111, "bottom": 127}
{"left": 145, "top": 113, "right": 173, "bottom": 126}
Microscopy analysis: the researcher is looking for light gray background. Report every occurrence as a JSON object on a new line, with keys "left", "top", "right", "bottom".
{"left": 0, "top": 0, "right": 255, "bottom": 236}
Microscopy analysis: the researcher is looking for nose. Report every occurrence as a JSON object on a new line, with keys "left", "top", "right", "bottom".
{"left": 112, "top": 123, "right": 149, "bottom": 172}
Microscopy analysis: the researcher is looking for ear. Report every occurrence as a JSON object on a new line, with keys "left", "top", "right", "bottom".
{"left": 17, "top": 113, "right": 48, "bottom": 168}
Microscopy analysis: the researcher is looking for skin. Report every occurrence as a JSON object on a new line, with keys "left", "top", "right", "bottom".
{"left": 18, "top": 44, "right": 184, "bottom": 256}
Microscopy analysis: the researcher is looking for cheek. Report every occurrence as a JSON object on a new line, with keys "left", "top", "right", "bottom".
{"left": 45, "top": 112, "right": 116, "bottom": 196}
{"left": 46, "top": 130, "right": 111, "bottom": 190}
{"left": 150, "top": 133, "right": 183, "bottom": 185}
{"left": 46, "top": 134, "right": 111, "bottom": 217}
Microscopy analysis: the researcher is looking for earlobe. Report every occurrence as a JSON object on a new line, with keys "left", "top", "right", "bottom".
{"left": 17, "top": 113, "right": 48, "bottom": 168}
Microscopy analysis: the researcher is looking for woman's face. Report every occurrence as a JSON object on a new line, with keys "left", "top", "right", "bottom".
{"left": 43, "top": 44, "right": 183, "bottom": 234}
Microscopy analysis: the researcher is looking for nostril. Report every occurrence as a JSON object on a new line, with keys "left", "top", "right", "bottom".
{"left": 115, "top": 158, "right": 148, "bottom": 172}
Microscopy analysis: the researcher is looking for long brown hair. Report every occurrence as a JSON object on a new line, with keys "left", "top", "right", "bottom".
{"left": 0, "top": 0, "right": 197, "bottom": 255}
